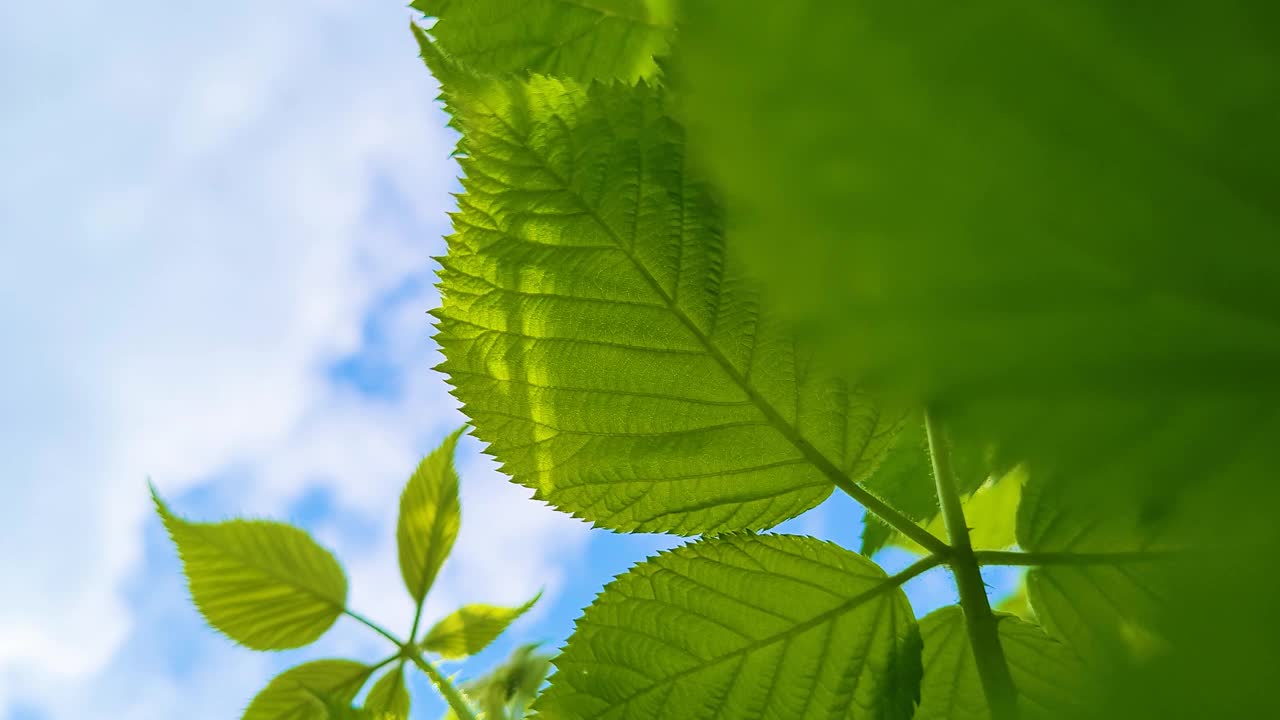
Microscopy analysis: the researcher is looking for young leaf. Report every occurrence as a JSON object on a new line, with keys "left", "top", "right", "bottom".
{"left": 243, "top": 660, "right": 373, "bottom": 720}
{"left": 916, "top": 607, "right": 1096, "bottom": 720}
{"left": 461, "top": 643, "right": 554, "bottom": 720}
{"left": 411, "top": 0, "right": 675, "bottom": 83}
{"left": 151, "top": 486, "right": 347, "bottom": 650}
{"left": 398, "top": 429, "right": 464, "bottom": 606}
{"left": 861, "top": 416, "right": 1009, "bottom": 555}
{"left": 534, "top": 534, "right": 922, "bottom": 720}
{"left": 885, "top": 466, "right": 1025, "bottom": 556}
{"left": 423, "top": 37, "right": 900, "bottom": 536}
{"left": 994, "top": 582, "right": 1034, "bottom": 622}
{"left": 364, "top": 665, "right": 411, "bottom": 720}
{"left": 422, "top": 594, "right": 540, "bottom": 659}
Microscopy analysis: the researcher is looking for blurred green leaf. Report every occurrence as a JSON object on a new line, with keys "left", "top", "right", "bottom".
{"left": 423, "top": 594, "right": 540, "bottom": 659}
{"left": 364, "top": 664, "right": 410, "bottom": 720}
{"left": 421, "top": 32, "right": 899, "bottom": 535}
{"left": 398, "top": 429, "right": 464, "bottom": 606}
{"left": 151, "top": 485, "right": 347, "bottom": 650}
{"left": 453, "top": 643, "right": 554, "bottom": 720}
{"left": 534, "top": 534, "right": 921, "bottom": 720}
{"left": 243, "top": 660, "right": 372, "bottom": 720}
{"left": 411, "top": 0, "right": 675, "bottom": 82}
{"left": 676, "top": 8, "right": 1280, "bottom": 712}
{"left": 994, "top": 581, "right": 1034, "bottom": 622}
{"left": 916, "top": 606, "right": 1096, "bottom": 720}
{"left": 678, "top": 2, "right": 1280, "bottom": 405}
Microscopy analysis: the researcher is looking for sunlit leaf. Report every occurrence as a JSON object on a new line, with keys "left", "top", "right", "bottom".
{"left": 411, "top": 0, "right": 675, "bottom": 83}
{"left": 916, "top": 606, "right": 1096, "bottom": 720}
{"left": 364, "top": 665, "right": 410, "bottom": 720}
{"left": 398, "top": 429, "right": 464, "bottom": 605}
{"left": 152, "top": 486, "right": 347, "bottom": 650}
{"left": 421, "top": 33, "right": 900, "bottom": 535}
{"left": 243, "top": 660, "right": 372, "bottom": 720}
{"left": 423, "top": 594, "right": 540, "bottom": 659}
{"left": 535, "top": 534, "right": 921, "bottom": 720}
{"left": 860, "top": 415, "right": 1009, "bottom": 556}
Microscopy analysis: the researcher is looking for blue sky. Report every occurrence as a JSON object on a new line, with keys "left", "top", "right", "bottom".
{"left": 0, "top": 3, "right": 1016, "bottom": 718}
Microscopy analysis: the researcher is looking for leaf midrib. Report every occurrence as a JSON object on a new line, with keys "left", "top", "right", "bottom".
{"left": 461, "top": 82, "right": 881, "bottom": 519}
{"left": 565, "top": 570, "right": 903, "bottom": 713}
{"left": 187, "top": 520, "right": 345, "bottom": 612}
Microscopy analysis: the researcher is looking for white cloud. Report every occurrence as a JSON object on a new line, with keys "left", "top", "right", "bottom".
{"left": 0, "top": 1, "right": 590, "bottom": 716}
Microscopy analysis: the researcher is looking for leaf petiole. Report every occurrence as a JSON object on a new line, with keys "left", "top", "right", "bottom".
{"left": 342, "top": 608, "right": 406, "bottom": 648}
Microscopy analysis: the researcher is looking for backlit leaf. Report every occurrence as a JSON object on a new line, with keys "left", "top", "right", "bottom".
{"left": 152, "top": 486, "right": 347, "bottom": 650}
{"left": 243, "top": 660, "right": 372, "bottom": 720}
{"left": 423, "top": 35, "right": 900, "bottom": 535}
{"left": 535, "top": 534, "right": 921, "bottom": 720}
{"left": 423, "top": 594, "right": 540, "bottom": 659}
{"left": 411, "top": 0, "right": 675, "bottom": 83}
{"left": 860, "top": 415, "right": 1008, "bottom": 556}
{"left": 398, "top": 429, "right": 464, "bottom": 605}
{"left": 364, "top": 665, "right": 410, "bottom": 720}
{"left": 916, "top": 606, "right": 1096, "bottom": 720}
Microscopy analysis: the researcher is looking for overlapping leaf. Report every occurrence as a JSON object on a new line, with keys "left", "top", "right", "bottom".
{"left": 411, "top": 0, "right": 675, "bottom": 83}
{"left": 860, "top": 415, "right": 1009, "bottom": 556}
{"left": 675, "top": 8, "right": 1280, "bottom": 713}
{"left": 152, "top": 486, "right": 347, "bottom": 650}
{"left": 423, "top": 595, "right": 540, "bottom": 659}
{"left": 449, "top": 643, "right": 554, "bottom": 720}
{"left": 535, "top": 534, "right": 921, "bottom": 720}
{"left": 916, "top": 607, "right": 1095, "bottom": 720}
{"left": 398, "top": 429, "right": 464, "bottom": 605}
{"left": 422, "top": 33, "right": 900, "bottom": 535}
{"left": 677, "top": 2, "right": 1280, "bottom": 406}
{"left": 1014, "top": 448, "right": 1193, "bottom": 668}
{"left": 364, "top": 665, "right": 411, "bottom": 720}
{"left": 243, "top": 660, "right": 372, "bottom": 720}
{"left": 883, "top": 466, "right": 1024, "bottom": 557}
{"left": 676, "top": 0, "right": 1280, "bottom": 547}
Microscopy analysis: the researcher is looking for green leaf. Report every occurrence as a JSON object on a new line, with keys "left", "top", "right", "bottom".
{"left": 423, "top": 594, "right": 541, "bottom": 659}
{"left": 398, "top": 429, "right": 464, "bottom": 605}
{"left": 676, "top": 10, "right": 1280, "bottom": 711}
{"left": 677, "top": 2, "right": 1280, "bottom": 403}
{"left": 994, "top": 581, "right": 1034, "bottom": 622}
{"left": 1015, "top": 463, "right": 1188, "bottom": 668}
{"left": 364, "top": 665, "right": 411, "bottom": 720}
{"left": 676, "top": 0, "right": 1280, "bottom": 550}
{"left": 243, "top": 660, "right": 372, "bottom": 720}
{"left": 916, "top": 607, "right": 1096, "bottom": 720}
{"left": 423, "top": 36, "right": 900, "bottom": 535}
{"left": 534, "top": 534, "right": 921, "bottom": 720}
{"left": 889, "top": 466, "right": 1024, "bottom": 556}
{"left": 455, "top": 643, "right": 554, "bottom": 720}
{"left": 151, "top": 486, "right": 347, "bottom": 650}
{"left": 411, "top": 0, "right": 675, "bottom": 83}
{"left": 860, "top": 415, "right": 1008, "bottom": 556}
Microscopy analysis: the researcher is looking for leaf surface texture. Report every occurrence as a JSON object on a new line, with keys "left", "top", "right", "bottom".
{"left": 535, "top": 534, "right": 921, "bottom": 720}
{"left": 426, "top": 40, "right": 897, "bottom": 534}
{"left": 398, "top": 429, "right": 463, "bottom": 604}
{"left": 153, "top": 488, "right": 347, "bottom": 650}
{"left": 412, "top": 0, "right": 675, "bottom": 82}
{"left": 243, "top": 660, "right": 372, "bottom": 720}
{"left": 423, "top": 595, "right": 539, "bottom": 659}
{"left": 364, "top": 665, "right": 410, "bottom": 720}
{"left": 915, "top": 607, "right": 1095, "bottom": 720}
